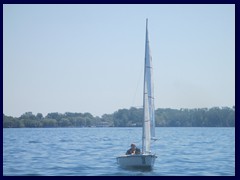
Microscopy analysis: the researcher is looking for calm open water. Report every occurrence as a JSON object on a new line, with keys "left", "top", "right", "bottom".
{"left": 3, "top": 127, "right": 235, "bottom": 176}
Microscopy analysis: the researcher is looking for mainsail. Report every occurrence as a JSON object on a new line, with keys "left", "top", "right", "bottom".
{"left": 142, "top": 19, "right": 155, "bottom": 154}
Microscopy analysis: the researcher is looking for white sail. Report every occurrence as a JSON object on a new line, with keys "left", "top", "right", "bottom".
{"left": 142, "top": 18, "right": 155, "bottom": 154}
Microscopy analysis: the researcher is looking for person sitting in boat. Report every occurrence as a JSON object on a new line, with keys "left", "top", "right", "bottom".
{"left": 126, "top": 143, "right": 141, "bottom": 155}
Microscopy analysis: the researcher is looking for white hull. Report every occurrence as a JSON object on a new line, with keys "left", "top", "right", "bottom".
{"left": 116, "top": 154, "right": 157, "bottom": 168}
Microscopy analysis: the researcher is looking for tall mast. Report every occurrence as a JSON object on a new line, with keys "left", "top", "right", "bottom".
{"left": 142, "top": 18, "right": 151, "bottom": 154}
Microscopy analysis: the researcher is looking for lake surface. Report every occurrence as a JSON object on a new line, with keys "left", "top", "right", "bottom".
{"left": 3, "top": 127, "right": 235, "bottom": 176}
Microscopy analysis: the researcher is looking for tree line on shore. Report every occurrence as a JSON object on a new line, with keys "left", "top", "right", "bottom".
{"left": 3, "top": 106, "right": 235, "bottom": 128}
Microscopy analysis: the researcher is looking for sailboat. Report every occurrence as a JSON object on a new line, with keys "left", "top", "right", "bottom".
{"left": 116, "top": 19, "right": 157, "bottom": 169}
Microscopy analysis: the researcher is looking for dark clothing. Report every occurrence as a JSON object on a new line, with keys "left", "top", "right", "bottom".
{"left": 126, "top": 147, "right": 141, "bottom": 155}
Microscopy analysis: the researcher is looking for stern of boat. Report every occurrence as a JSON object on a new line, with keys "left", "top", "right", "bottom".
{"left": 116, "top": 154, "right": 157, "bottom": 168}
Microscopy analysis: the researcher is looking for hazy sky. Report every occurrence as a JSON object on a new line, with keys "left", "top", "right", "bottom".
{"left": 3, "top": 4, "right": 235, "bottom": 117}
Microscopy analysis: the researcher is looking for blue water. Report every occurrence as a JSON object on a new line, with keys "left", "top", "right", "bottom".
{"left": 3, "top": 127, "right": 235, "bottom": 176}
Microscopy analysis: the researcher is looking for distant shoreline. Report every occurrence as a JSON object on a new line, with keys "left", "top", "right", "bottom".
{"left": 3, "top": 107, "right": 235, "bottom": 128}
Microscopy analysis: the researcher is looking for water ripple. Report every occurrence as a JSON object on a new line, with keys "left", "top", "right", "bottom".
{"left": 3, "top": 127, "right": 235, "bottom": 176}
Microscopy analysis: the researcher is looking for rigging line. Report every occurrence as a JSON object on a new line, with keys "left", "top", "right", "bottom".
{"left": 131, "top": 64, "right": 143, "bottom": 107}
